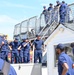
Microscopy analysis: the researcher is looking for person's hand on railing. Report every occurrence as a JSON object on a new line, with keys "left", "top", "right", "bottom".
{"left": 43, "top": 49, "right": 45, "bottom": 52}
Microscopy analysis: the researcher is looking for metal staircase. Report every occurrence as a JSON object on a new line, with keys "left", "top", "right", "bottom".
{"left": 42, "top": 21, "right": 59, "bottom": 65}
{"left": 42, "top": 3, "right": 74, "bottom": 65}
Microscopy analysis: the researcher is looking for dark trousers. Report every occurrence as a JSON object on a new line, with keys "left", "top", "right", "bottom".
{"left": 23, "top": 51, "right": 28, "bottom": 63}
{"left": 11, "top": 50, "right": 19, "bottom": 63}
{"left": 0, "top": 50, "right": 8, "bottom": 62}
{"left": 34, "top": 50, "right": 42, "bottom": 63}
{"left": 18, "top": 50, "right": 23, "bottom": 63}
{"left": 59, "top": 12, "right": 66, "bottom": 24}
{"left": 27, "top": 51, "right": 30, "bottom": 63}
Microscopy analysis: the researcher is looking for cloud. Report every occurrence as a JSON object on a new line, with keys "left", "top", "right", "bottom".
{"left": 0, "top": 15, "right": 19, "bottom": 24}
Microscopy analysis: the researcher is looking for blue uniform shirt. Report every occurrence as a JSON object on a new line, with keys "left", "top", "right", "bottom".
{"left": 0, "top": 36, "right": 3, "bottom": 46}
{"left": 42, "top": 9, "right": 48, "bottom": 16}
{"left": 1, "top": 39, "right": 9, "bottom": 51}
{"left": 9, "top": 41, "right": 20, "bottom": 50}
{"left": 48, "top": 7, "right": 53, "bottom": 11}
{"left": 33, "top": 39, "right": 44, "bottom": 50}
{"left": 59, "top": 3, "right": 67, "bottom": 14}
{"left": 0, "top": 58, "right": 17, "bottom": 75}
{"left": 22, "top": 42, "right": 30, "bottom": 51}
{"left": 58, "top": 52, "right": 74, "bottom": 75}
{"left": 72, "top": 48, "right": 74, "bottom": 55}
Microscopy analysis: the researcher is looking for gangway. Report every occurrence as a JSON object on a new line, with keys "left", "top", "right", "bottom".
{"left": 41, "top": 3, "right": 74, "bottom": 65}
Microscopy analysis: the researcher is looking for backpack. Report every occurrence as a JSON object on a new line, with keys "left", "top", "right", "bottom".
{"left": 0, "top": 61, "right": 10, "bottom": 75}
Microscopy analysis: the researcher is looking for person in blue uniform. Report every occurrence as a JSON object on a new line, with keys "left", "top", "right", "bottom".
{"left": 18, "top": 41, "right": 23, "bottom": 63}
{"left": 48, "top": 3, "right": 54, "bottom": 24}
{"left": 56, "top": 43, "right": 74, "bottom": 75}
{"left": 48, "top": 3, "right": 53, "bottom": 11}
{"left": 1, "top": 35, "right": 9, "bottom": 62}
{"left": 42, "top": 6, "right": 49, "bottom": 24}
{"left": 56, "top": 1, "right": 60, "bottom": 7}
{"left": 33, "top": 35, "right": 44, "bottom": 63}
{"left": 0, "top": 36, "right": 4, "bottom": 58}
{"left": 0, "top": 58, "right": 17, "bottom": 75}
{"left": 9, "top": 38, "right": 20, "bottom": 63}
{"left": 27, "top": 38, "right": 31, "bottom": 63}
{"left": 18, "top": 38, "right": 30, "bottom": 63}
{"left": 59, "top": 1, "right": 67, "bottom": 25}
{"left": 18, "top": 38, "right": 27, "bottom": 63}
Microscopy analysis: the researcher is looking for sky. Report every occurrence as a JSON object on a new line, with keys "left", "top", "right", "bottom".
{"left": 0, "top": 0, "right": 74, "bottom": 40}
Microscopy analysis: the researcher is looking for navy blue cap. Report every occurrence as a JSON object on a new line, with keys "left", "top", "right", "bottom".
{"left": 56, "top": 43, "right": 65, "bottom": 50}
{"left": 62, "top": 1, "right": 65, "bottom": 3}
{"left": 43, "top": 6, "right": 46, "bottom": 8}
{"left": 49, "top": 3, "right": 53, "bottom": 5}
{"left": 36, "top": 34, "right": 40, "bottom": 37}
{"left": 22, "top": 38, "right": 27, "bottom": 40}
{"left": 56, "top": 0, "right": 59, "bottom": 3}
{"left": 15, "top": 38, "right": 18, "bottom": 40}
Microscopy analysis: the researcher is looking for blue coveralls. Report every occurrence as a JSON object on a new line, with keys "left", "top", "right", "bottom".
{"left": 48, "top": 7, "right": 53, "bottom": 11}
{"left": 18, "top": 42, "right": 24, "bottom": 63}
{"left": 21, "top": 42, "right": 30, "bottom": 63}
{"left": 33, "top": 39, "right": 44, "bottom": 63}
{"left": 48, "top": 7, "right": 54, "bottom": 24}
{"left": 0, "top": 36, "right": 3, "bottom": 58}
{"left": 72, "top": 48, "right": 74, "bottom": 56}
{"left": 27, "top": 43, "right": 30, "bottom": 63}
{"left": 0, "top": 58, "right": 17, "bottom": 75}
{"left": 42, "top": 9, "right": 50, "bottom": 24}
{"left": 9, "top": 41, "right": 20, "bottom": 63}
{"left": 59, "top": 3, "right": 67, "bottom": 24}
{"left": 1, "top": 39, "right": 9, "bottom": 62}
{"left": 58, "top": 52, "right": 74, "bottom": 75}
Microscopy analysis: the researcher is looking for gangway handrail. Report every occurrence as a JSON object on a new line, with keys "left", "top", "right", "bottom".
{"left": 64, "top": 23, "right": 74, "bottom": 31}
{"left": 38, "top": 7, "right": 59, "bottom": 36}
{"left": 41, "top": 3, "right": 74, "bottom": 39}
{"left": 68, "top": 3, "right": 74, "bottom": 6}
{"left": 13, "top": 3, "right": 74, "bottom": 40}
{"left": 47, "top": 6, "right": 60, "bottom": 25}
{"left": 42, "top": 4, "right": 74, "bottom": 63}
{"left": 38, "top": 14, "right": 46, "bottom": 35}
{"left": 41, "top": 21, "right": 54, "bottom": 39}
{"left": 42, "top": 21, "right": 59, "bottom": 64}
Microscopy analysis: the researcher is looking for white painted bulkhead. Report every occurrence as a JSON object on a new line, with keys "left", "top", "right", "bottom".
{"left": 44, "top": 24, "right": 74, "bottom": 75}
{"left": 11, "top": 63, "right": 42, "bottom": 75}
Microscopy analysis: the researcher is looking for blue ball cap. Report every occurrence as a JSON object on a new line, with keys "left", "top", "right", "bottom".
{"left": 56, "top": 43, "right": 65, "bottom": 50}
{"left": 43, "top": 6, "right": 46, "bottom": 8}
{"left": 22, "top": 38, "right": 27, "bottom": 41}
{"left": 49, "top": 3, "right": 53, "bottom": 5}
{"left": 56, "top": 0, "right": 59, "bottom": 3}
{"left": 15, "top": 38, "right": 18, "bottom": 40}
{"left": 62, "top": 1, "right": 65, "bottom": 3}
{"left": 36, "top": 34, "right": 40, "bottom": 37}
